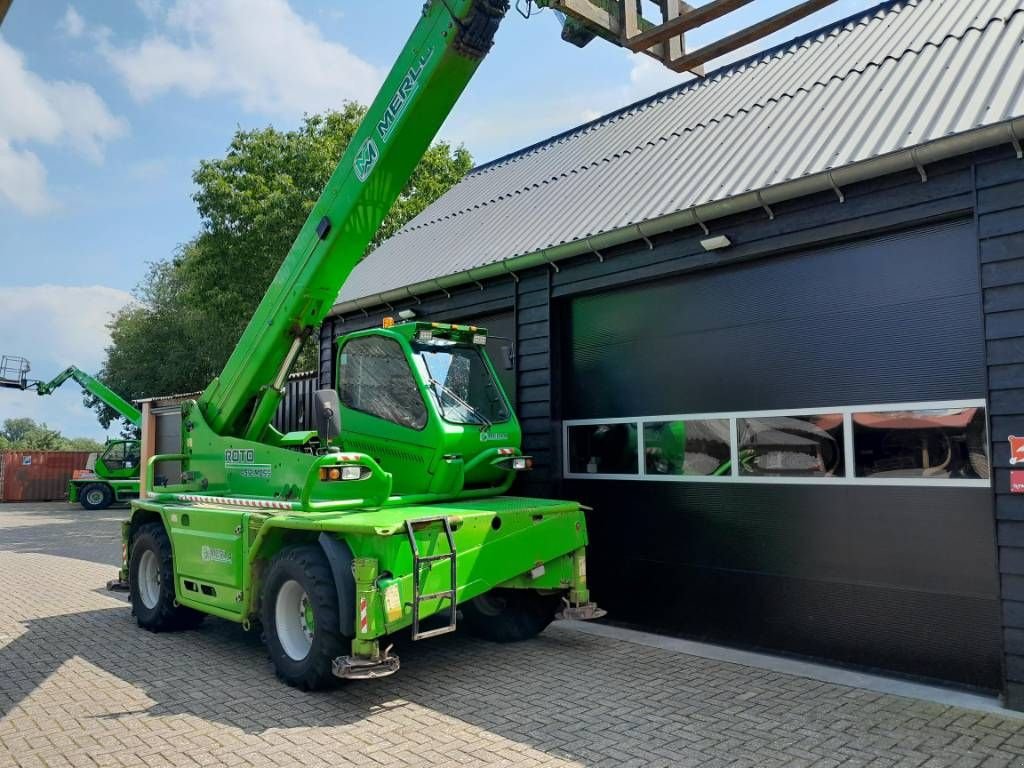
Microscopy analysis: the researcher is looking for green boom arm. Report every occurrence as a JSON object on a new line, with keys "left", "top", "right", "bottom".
{"left": 36, "top": 367, "right": 142, "bottom": 428}
{"left": 197, "top": 0, "right": 507, "bottom": 442}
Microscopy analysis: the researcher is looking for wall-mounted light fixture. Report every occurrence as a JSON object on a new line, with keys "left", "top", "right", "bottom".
{"left": 700, "top": 235, "right": 732, "bottom": 251}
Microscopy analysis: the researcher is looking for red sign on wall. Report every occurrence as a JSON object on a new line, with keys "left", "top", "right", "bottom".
{"left": 1012, "top": 470, "right": 1024, "bottom": 494}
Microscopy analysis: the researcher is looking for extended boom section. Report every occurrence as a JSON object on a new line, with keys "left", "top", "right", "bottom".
{"left": 35, "top": 366, "right": 141, "bottom": 427}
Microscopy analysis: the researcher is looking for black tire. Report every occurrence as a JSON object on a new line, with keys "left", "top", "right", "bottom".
{"left": 80, "top": 483, "right": 114, "bottom": 510}
{"left": 460, "top": 589, "right": 562, "bottom": 643}
{"left": 129, "top": 521, "right": 205, "bottom": 631}
{"left": 261, "top": 545, "right": 344, "bottom": 690}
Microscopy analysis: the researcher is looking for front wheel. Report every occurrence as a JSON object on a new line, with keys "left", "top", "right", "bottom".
{"left": 80, "top": 483, "right": 113, "bottom": 510}
{"left": 262, "top": 545, "right": 344, "bottom": 690}
{"left": 129, "top": 521, "right": 205, "bottom": 631}
{"left": 460, "top": 589, "right": 562, "bottom": 643}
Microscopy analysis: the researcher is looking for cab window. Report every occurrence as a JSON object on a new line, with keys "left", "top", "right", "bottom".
{"left": 338, "top": 336, "right": 427, "bottom": 430}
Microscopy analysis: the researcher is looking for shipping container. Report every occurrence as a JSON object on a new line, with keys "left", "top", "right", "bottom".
{"left": 0, "top": 451, "right": 92, "bottom": 502}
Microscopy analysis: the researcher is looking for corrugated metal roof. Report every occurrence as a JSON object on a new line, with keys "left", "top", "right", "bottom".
{"left": 337, "top": 0, "right": 1024, "bottom": 309}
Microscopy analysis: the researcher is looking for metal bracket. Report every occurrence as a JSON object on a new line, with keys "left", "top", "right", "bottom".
{"left": 910, "top": 147, "right": 928, "bottom": 182}
{"left": 555, "top": 598, "right": 607, "bottom": 621}
{"left": 755, "top": 190, "right": 775, "bottom": 220}
{"left": 466, "top": 268, "right": 485, "bottom": 291}
{"left": 827, "top": 169, "right": 845, "bottom": 203}
{"left": 405, "top": 287, "right": 423, "bottom": 305}
{"left": 332, "top": 649, "right": 400, "bottom": 680}
{"left": 692, "top": 207, "right": 710, "bottom": 235}
{"left": 585, "top": 238, "right": 605, "bottom": 262}
{"left": 1009, "top": 122, "right": 1023, "bottom": 160}
{"left": 634, "top": 224, "right": 654, "bottom": 249}
{"left": 105, "top": 576, "right": 129, "bottom": 592}
{"left": 433, "top": 279, "right": 452, "bottom": 299}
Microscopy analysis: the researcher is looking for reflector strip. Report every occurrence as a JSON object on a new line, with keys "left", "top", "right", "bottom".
{"left": 171, "top": 494, "right": 295, "bottom": 511}
{"left": 359, "top": 597, "right": 369, "bottom": 633}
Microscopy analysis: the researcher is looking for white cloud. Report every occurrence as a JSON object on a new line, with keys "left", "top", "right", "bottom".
{"left": 0, "top": 285, "right": 133, "bottom": 439}
{"left": 58, "top": 6, "right": 85, "bottom": 38}
{"left": 0, "top": 285, "right": 133, "bottom": 373}
{"left": 103, "top": 0, "right": 381, "bottom": 116}
{"left": 0, "top": 35, "right": 126, "bottom": 214}
{"left": 0, "top": 138, "right": 50, "bottom": 214}
{"left": 57, "top": 6, "right": 84, "bottom": 38}
{"left": 134, "top": 0, "right": 163, "bottom": 21}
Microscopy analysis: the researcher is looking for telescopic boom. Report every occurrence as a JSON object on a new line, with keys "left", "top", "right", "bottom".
{"left": 34, "top": 367, "right": 142, "bottom": 428}
{"left": 197, "top": 0, "right": 507, "bottom": 443}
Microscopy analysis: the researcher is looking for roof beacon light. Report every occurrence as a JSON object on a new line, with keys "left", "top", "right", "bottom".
{"left": 382, "top": 316, "right": 395, "bottom": 328}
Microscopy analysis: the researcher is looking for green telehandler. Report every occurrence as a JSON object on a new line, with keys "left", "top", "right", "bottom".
{"left": 112, "top": 0, "right": 824, "bottom": 689}
{"left": 0, "top": 356, "right": 142, "bottom": 510}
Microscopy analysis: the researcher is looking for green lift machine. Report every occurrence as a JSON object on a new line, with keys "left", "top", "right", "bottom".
{"left": 109, "top": 0, "right": 831, "bottom": 689}
{"left": 0, "top": 356, "right": 142, "bottom": 509}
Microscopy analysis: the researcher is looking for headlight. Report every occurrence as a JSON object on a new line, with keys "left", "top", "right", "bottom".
{"left": 320, "top": 465, "right": 370, "bottom": 481}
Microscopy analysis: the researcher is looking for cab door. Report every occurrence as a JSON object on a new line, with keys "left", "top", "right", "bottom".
{"left": 336, "top": 333, "right": 435, "bottom": 494}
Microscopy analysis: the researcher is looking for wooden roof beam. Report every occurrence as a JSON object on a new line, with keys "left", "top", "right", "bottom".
{"left": 626, "top": 0, "right": 756, "bottom": 52}
{"left": 663, "top": 0, "right": 840, "bottom": 73}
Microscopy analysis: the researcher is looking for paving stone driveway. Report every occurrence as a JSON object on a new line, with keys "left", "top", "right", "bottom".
{"left": 2, "top": 502, "right": 1024, "bottom": 768}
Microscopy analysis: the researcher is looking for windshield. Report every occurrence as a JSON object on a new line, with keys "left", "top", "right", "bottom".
{"left": 414, "top": 343, "right": 510, "bottom": 426}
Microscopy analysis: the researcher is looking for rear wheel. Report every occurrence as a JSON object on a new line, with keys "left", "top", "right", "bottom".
{"left": 130, "top": 521, "right": 205, "bottom": 631}
{"left": 262, "top": 545, "right": 344, "bottom": 690}
{"left": 80, "top": 483, "right": 113, "bottom": 510}
{"left": 460, "top": 589, "right": 562, "bottom": 643}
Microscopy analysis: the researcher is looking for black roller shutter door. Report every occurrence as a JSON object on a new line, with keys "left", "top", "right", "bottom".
{"left": 563, "top": 221, "right": 1001, "bottom": 689}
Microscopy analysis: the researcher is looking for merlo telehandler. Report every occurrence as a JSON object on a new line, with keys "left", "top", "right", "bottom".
{"left": 0, "top": 357, "right": 142, "bottom": 509}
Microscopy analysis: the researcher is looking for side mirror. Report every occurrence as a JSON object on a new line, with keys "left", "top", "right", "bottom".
{"left": 314, "top": 389, "right": 342, "bottom": 443}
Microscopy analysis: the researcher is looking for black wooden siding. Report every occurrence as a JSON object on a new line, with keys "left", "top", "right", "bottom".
{"left": 978, "top": 153, "right": 1024, "bottom": 709}
{"left": 324, "top": 143, "right": 1024, "bottom": 704}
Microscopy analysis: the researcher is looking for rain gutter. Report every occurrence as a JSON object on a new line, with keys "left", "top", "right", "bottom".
{"left": 330, "top": 117, "right": 1024, "bottom": 318}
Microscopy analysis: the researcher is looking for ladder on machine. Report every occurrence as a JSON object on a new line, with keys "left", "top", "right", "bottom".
{"left": 404, "top": 516, "right": 458, "bottom": 640}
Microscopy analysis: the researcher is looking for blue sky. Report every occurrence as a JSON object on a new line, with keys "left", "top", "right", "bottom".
{"left": 0, "top": 0, "right": 866, "bottom": 440}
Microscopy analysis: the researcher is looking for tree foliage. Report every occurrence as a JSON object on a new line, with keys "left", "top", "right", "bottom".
{"left": 92, "top": 106, "right": 472, "bottom": 426}
{"left": 0, "top": 418, "right": 105, "bottom": 452}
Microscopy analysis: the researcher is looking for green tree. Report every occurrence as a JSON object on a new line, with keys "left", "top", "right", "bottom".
{"left": 1, "top": 417, "right": 37, "bottom": 445}
{"left": 0, "top": 418, "right": 104, "bottom": 452}
{"left": 94, "top": 106, "right": 472, "bottom": 423}
{"left": 63, "top": 436, "right": 106, "bottom": 452}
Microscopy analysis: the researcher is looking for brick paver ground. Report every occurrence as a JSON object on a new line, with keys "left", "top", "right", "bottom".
{"left": 2, "top": 502, "right": 1024, "bottom": 768}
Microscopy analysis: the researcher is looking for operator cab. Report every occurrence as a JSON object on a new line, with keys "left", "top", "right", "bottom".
{"left": 330, "top": 321, "right": 525, "bottom": 498}
{"left": 98, "top": 439, "right": 141, "bottom": 477}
